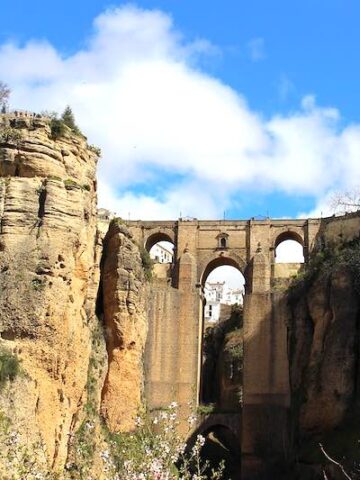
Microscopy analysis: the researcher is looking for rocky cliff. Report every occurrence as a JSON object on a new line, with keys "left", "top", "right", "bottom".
{"left": 288, "top": 234, "right": 360, "bottom": 476}
{"left": 100, "top": 219, "right": 148, "bottom": 432}
{"left": 0, "top": 113, "right": 102, "bottom": 470}
{"left": 0, "top": 114, "right": 151, "bottom": 477}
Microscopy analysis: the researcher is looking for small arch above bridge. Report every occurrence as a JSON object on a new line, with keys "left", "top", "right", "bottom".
{"left": 274, "top": 230, "right": 304, "bottom": 249}
{"left": 144, "top": 231, "right": 175, "bottom": 252}
{"left": 145, "top": 232, "right": 175, "bottom": 253}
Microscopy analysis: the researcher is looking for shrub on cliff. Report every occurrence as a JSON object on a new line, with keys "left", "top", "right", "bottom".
{"left": 0, "top": 125, "right": 22, "bottom": 144}
{"left": 0, "top": 347, "right": 20, "bottom": 389}
{"left": 49, "top": 107, "right": 84, "bottom": 140}
{"left": 289, "top": 237, "right": 360, "bottom": 301}
{"left": 50, "top": 116, "right": 66, "bottom": 140}
{"left": 140, "top": 246, "right": 154, "bottom": 281}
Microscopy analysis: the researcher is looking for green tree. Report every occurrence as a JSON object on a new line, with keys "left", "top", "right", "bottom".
{"left": 61, "top": 106, "right": 81, "bottom": 135}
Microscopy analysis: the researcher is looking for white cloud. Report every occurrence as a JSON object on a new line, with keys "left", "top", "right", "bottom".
{"left": 0, "top": 5, "right": 359, "bottom": 220}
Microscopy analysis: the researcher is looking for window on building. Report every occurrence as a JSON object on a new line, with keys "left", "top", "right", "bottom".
{"left": 217, "top": 233, "right": 229, "bottom": 250}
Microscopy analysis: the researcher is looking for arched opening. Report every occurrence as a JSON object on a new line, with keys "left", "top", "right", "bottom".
{"left": 182, "top": 423, "right": 241, "bottom": 479}
{"left": 145, "top": 233, "right": 175, "bottom": 265}
{"left": 199, "top": 425, "right": 241, "bottom": 479}
{"left": 200, "top": 257, "right": 245, "bottom": 409}
{"left": 275, "top": 232, "right": 304, "bottom": 264}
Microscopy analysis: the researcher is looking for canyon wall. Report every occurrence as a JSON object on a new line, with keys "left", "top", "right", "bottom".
{"left": 0, "top": 114, "right": 153, "bottom": 477}
{"left": 100, "top": 219, "right": 148, "bottom": 432}
{"left": 0, "top": 113, "right": 101, "bottom": 469}
{"left": 287, "top": 219, "right": 360, "bottom": 478}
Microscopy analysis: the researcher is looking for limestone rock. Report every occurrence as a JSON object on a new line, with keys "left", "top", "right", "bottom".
{"left": 0, "top": 113, "right": 100, "bottom": 469}
{"left": 100, "top": 220, "right": 148, "bottom": 432}
{"left": 289, "top": 267, "right": 360, "bottom": 434}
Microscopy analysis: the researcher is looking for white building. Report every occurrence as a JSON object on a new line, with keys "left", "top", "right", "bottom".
{"left": 150, "top": 243, "right": 173, "bottom": 264}
{"left": 204, "top": 281, "right": 244, "bottom": 323}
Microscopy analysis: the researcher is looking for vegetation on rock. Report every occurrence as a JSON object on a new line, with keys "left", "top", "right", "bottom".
{"left": 88, "top": 144, "right": 102, "bottom": 157}
{"left": 0, "top": 403, "right": 224, "bottom": 479}
{"left": 0, "top": 347, "right": 20, "bottom": 389}
{"left": 0, "top": 125, "right": 22, "bottom": 145}
{"left": 140, "top": 245, "right": 154, "bottom": 281}
{"left": 49, "top": 106, "right": 85, "bottom": 140}
{"left": 61, "top": 106, "right": 82, "bottom": 136}
{"left": 289, "top": 237, "right": 360, "bottom": 300}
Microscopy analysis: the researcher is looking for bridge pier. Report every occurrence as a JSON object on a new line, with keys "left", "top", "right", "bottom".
{"left": 242, "top": 249, "right": 290, "bottom": 478}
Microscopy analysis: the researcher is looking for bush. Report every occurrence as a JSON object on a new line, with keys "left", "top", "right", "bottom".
{"left": 63, "top": 178, "right": 79, "bottom": 189}
{"left": 197, "top": 403, "right": 216, "bottom": 415}
{"left": 0, "top": 126, "right": 22, "bottom": 144}
{"left": 50, "top": 117, "right": 66, "bottom": 140}
{"left": 49, "top": 107, "right": 84, "bottom": 140}
{"left": 140, "top": 246, "right": 154, "bottom": 281}
{"left": 0, "top": 348, "right": 20, "bottom": 389}
{"left": 105, "top": 403, "right": 224, "bottom": 480}
{"left": 88, "top": 144, "right": 101, "bottom": 157}
{"left": 289, "top": 238, "right": 360, "bottom": 301}
{"left": 0, "top": 403, "right": 225, "bottom": 479}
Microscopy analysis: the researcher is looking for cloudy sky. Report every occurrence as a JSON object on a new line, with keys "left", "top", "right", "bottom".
{"left": 1, "top": 0, "right": 360, "bottom": 221}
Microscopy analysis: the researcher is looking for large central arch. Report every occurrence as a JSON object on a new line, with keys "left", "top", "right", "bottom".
{"left": 200, "top": 252, "right": 246, "bottom": 286}
{"left": 199, "top": 253, "right": 245, "bottom": 408}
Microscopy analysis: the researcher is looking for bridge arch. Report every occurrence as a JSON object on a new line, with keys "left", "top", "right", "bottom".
{"left": 199, "top": 252, "right": 247, "bottom": 286}
{"left": 144, "top": 231, "right": 176, "bottom": 253}
{"left": 187, "top": 416, "right": 242, "bottom": 478}
{"left": 199, "top": 253, "right": 245, "bottom": 405}
{"left": 274, "top": 230, "right": 305, "bottom": 263}
{"left": 273, "top": 230, "right": 304, "bottom": 249}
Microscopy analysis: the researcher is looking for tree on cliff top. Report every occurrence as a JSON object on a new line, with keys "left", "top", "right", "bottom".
{"left": 61, "top": 106, "right": 81, "bottom": 136}
{"left": 0, "top": 82, "right": 10, "bottom": 112}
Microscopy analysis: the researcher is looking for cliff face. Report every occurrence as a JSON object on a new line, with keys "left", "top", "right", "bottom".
{"left": 290, "top": 268, "right": 360, "bottom": 434}
{"left": 287, "top": 238, "right": 360, "bottom": 474}
{"left": 0, "top": 114, "right": 101, "bottom": 469}
{"left": 100, "top": 220, "right": 148, "bottom": 432}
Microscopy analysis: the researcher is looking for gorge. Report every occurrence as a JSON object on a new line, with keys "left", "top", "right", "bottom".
{"left": 1, "top": 111, "right": 360, "bottom": 479}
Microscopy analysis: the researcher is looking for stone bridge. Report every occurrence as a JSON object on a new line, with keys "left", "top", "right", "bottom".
{"left": 127, "top": 217, "right": 323, "bottom": 478}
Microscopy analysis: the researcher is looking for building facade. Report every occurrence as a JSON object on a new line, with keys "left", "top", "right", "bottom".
{"left": 204, "top": 281, "right": 244, "bottom": 322}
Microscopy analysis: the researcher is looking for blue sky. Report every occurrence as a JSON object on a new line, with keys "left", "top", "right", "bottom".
{"left": 1, "top": 0, "right": 360, "bottom": 219}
